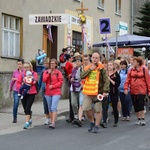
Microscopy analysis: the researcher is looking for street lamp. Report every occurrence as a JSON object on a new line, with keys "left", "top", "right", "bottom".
{"left": 142, "top": 47, "right": 146, "bottom": 58}
{"left": 115, "top": 24, "right": 120, "bottom": 58}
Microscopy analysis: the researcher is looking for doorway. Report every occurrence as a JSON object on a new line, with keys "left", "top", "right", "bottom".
{"left": 43, "top": 25, "right": 58, "bottom": 59}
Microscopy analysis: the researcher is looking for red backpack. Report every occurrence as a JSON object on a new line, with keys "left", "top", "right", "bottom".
{"left": 59, "top": 53, "right": 65, "bottom": 63}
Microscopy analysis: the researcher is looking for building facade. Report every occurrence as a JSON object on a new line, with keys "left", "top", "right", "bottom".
{"left": 0, "top": 0, "right": 131, "bottom": 71}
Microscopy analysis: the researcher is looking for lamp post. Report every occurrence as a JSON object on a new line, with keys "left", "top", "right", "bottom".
{"left": 115, "top": 24, "right": 120, "bottom": 59}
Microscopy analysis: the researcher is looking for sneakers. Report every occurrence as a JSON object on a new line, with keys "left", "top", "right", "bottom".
{"left": 100, "top": 122, "right": 107, "bottom": 128}
{"left": 81, "top": 115, "right": 85, "bottom": 121}
{"left": 135, "top": 120, "right": 141, "bottom": 125}
{"left": 66, "top": 118, "right": 74, "bottom": 123}
{"left": 44, "top": 119, "right": 50, "bottom": 125}
{"left": 12, "top": 119, "right": 17, "bottom": 123}
{"left": 122, "top": 117, "right": 126, "bottom": 121}
{"left": 92, "top": 126, "right": 99, "bottom": 133}
{"left": 20, "top": 96, "right": 23, "bottom": 100}
{"left": 18, "top": 94, "right": 21, "bottom": 96}
{"left": 23, "top": 122, "right": 30, "bottom": 129}
{"left": 29, "top": 120, "right": 32, "bottom": 126}
{"left": 141, "top": 120, "right": 146, "bottom": 126}
{"left": 113, "top": 123, "right": 118, "bottom": 127}
{"left": 49, "top": 123, "right": 55, "bottom": 129}
{"left": 73, "top": 119, "right": 82, "bottom": 127}
{"left": 119, "top": 113, "right": 121, "bottom": 118}
{"left": 106, "top": 118, "right": 109, "bottom": 123}
{"left": 88, "top": 122, "right": 95, "bottom": 132}
{"left": 126, "top": 116, "right": 130, "bottom": 121}
{"left": 135, "top": 118, "right": 146, "bottom": 126}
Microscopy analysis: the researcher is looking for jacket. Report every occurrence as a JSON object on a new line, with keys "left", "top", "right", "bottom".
{"left": 16, "top": 71, "right": 38, "bottom": 94}
{"left": 109, "top": 71, "right": 121, "bottom": 95}
{"left": 65, "top": 61, "right": 73, "bottom": 77}
{"left": 10, "top": 69, "right": 24, "bottom": 91}
{"left": 118, "top": 69, "right": 128, "bottom": 92}
{"left": 70, "top": 66, "right": 82, "bottom": 92}
{"left": 124, "top": 66, "right": 150, "bottom": 95}
{"left": 43, "top": 69, "right": 63, "bottom": 96}
{"left": 81, "top": 63, "right": 110, "bottom": 95}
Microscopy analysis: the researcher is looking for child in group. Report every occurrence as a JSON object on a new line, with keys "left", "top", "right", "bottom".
{"left": 18, "top": 71, "right": 36, "bottom": 99}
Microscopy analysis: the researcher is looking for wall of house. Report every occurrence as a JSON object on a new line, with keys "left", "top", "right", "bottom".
{"left": 0, "top": 0, "right": 131, "bottom": 72}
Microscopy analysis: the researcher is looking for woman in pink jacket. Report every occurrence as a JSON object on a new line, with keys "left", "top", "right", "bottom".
{"left": 10, "top": 59, "right": 24, "bottom": 123}
{"left": 43, "top": 59, "right": 63, "bottom": 129}
{"left": 16, "top": 62, "right": 38, "bottom": 129}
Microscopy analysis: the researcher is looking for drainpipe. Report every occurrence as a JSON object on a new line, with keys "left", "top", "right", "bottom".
{"left": 131, "top": 0, "right": 134, "bottom": 34}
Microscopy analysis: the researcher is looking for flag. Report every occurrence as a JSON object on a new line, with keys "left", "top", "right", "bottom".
{"left": 82, "top": 25, "right": 88, "bottom": 53}
{"left": 47, "top": 25, "right": 53, "bottom": 42}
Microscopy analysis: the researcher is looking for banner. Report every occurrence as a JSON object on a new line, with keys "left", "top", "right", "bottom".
{"left": 117, "top": 48, "right": 133, "bottom": 59}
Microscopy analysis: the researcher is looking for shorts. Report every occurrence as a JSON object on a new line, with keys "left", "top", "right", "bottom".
{"left": 83, "top": 95, "right": 102, "bottom": 113}
{"left": 131, "top": 95, "right": 145, "bottom": 112}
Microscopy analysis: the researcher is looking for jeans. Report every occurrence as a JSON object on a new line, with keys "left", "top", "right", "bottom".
{"left": 45, "top": 95, "right": 60, "bottom": 112}
{"left": 119, "top": 92, "right": 130, "bottom": 117}
{"left": 13, "top": 91, "right": 20, "bottom": 120}
{"left": 36, "top": 66, "right": 45, "bottom": 74}
{"left": 42, "top": 91, "right": 49, "bottom": 114}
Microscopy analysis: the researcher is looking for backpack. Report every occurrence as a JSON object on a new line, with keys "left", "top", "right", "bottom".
{"left": 59, "top": 53, "right": 65, "bottom": 63}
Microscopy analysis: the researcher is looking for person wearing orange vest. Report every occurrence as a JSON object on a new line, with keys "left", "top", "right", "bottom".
{"left": 81, "top": 52, "right": 110, "bottom": 133}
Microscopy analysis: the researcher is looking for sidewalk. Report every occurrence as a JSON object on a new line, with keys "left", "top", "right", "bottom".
{"left": 0, "top": 99, "right": 69, "bottom": 135}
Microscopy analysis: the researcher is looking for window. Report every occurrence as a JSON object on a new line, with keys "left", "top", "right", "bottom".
{"left": 98, "top": 0, "right": 104, "bottom": 9}
{"left": 72, "top": 31, "right": 82, "bottom": 53}
{"left": 115, "top": 0, "right": 121, "bottom": 15}
{"left": 2, "top": 14, "right": 21, "bottom": 58}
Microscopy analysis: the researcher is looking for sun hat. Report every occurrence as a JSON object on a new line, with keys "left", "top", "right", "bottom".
{"left": 26, "top": 71, "right": 32, "bottom": 76}
{"left": 73, "top": 52, "right": 81, "bottom": 58}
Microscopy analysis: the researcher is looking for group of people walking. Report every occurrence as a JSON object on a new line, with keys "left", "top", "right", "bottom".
{"left": 64, "top": 51, "right": 150, "bottom": 133}
{"left": 10, "top": 58, "right": 63, "bottom": 129}
{"left": 10, "top": 50, "right": 150, "bottom": 133}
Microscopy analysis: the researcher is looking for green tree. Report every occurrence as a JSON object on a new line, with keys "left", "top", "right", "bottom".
{"left": 134, "top": 1, "right": 150, "bottom": 36}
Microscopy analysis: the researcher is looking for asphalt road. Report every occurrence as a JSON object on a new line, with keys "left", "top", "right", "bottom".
{"left": 0, "top": 111, "right": 150, "bottom": 150}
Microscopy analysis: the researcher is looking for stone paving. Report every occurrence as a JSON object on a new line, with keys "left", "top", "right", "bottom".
{"left": 0, "top": 99, "right": 69, "bottom": 135}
